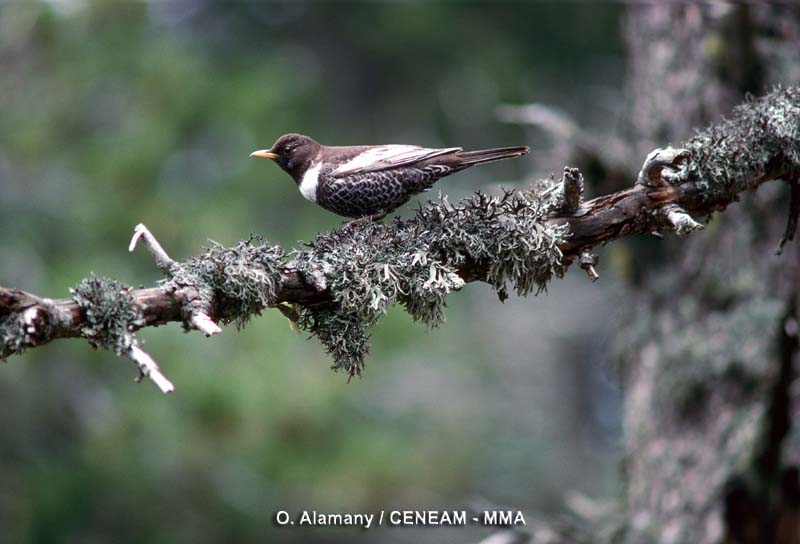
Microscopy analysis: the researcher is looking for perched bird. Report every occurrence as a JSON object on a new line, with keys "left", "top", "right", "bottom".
{"left": 251, "top": 133, "right": 529, "bottom": 219}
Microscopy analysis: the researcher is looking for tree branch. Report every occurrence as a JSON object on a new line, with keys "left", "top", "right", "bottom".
{"left": 1, "top": 86, "right": 798, "bottom": 392}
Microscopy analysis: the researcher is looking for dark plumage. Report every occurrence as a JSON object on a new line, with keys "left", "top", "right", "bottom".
{"left": 251, "top": 133, "right": 529, "bottom": 218}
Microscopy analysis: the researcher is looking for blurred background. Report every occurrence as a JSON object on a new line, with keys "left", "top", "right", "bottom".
{"left": 0, "top": 2, "right": 632, "bottom": 543}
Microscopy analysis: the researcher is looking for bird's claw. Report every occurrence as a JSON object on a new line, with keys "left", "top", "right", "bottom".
{"left": 340, "top": 211, "right": 387, "bottom": 232}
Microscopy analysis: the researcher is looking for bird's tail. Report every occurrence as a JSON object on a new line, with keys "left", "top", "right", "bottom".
{"left": 456, "top": 146, "right": 529, "bottom": 166}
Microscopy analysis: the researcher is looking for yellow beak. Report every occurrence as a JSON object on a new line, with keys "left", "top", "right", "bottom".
{"left": 250, "top": 149, "right": 280, "bottom": 160}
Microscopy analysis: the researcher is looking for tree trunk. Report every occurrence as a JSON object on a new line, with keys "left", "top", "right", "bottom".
{"left": 622, "top": 4, "right": 800, "bottom": 543}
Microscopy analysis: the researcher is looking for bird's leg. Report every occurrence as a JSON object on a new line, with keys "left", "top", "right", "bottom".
{"left": 341, "top": 211, "right": 387, "bottom": 231}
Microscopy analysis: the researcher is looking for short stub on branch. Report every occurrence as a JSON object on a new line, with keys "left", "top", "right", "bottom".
{"left": 541, "top": 166, "right": 585, "bottom": 214}
{"left": 128, "top": 344, "right": 174, "bottom": 393}
{"left": 634, "top": 147, "right": 705, "bottom": 237}
{"left": 661, "top": 203, "right": 705, "bottom": 237}
{"left": 129, "top": 223, "right": 222, "bottom": 338}
{"left": 580, "top": 251, "right": 599, "bottom": 282}
{"left": 190, "top": 313, "right": 223, "bottom": 336}
{"left": 559, "top": 166, "right": 585, "bottom": 212}
{"left": 636, "top": 146, "right": 690, "bottom": 187}
{"left": 129, "top": 223, "right": 174, "bottom": 273}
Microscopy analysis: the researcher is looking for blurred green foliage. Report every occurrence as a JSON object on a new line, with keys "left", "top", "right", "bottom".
{"left": 0, "top": 2, "right": 624, "bottom": 543}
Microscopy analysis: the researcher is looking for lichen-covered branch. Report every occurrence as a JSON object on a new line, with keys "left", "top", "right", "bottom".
{"left": 1, "top": 86, "right": 798, "bottom": 392}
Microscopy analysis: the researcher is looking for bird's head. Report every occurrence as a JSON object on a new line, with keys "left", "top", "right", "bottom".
{"left": 251, "top": 133, "right": 321, "bottom": 181}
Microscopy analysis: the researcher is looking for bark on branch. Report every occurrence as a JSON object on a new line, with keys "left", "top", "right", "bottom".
{"left": 1, "top": 86, "right": 798, "bottom": 392}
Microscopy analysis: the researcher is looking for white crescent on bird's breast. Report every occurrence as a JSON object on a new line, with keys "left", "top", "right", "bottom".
{"left": 300, "top": 162, "right": 321, "bottom": 202}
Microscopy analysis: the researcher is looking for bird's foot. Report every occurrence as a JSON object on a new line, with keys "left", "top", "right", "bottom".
{"left": 341, "top": 211, "right": 387, "bottom": 231}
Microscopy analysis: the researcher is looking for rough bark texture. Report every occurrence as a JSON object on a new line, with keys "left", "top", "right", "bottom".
{"left": 622, "top": 4, "right": 800, "bottom": 544}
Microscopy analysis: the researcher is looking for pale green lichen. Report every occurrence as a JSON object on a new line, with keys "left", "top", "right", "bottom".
{"left": 686, "top": 86, "right": 800, "bottom": 200}
{"left": 297, "top": 308, "right": 371, "bottom": 379}
{"left": 293, "top": 188, "right": 570, "bottom": 376}
{"left": 166, "top": 235, "right": 285, "bottom": 329}
{"left": 71, "top": 275, "right": 142, "bottom": 355}
{"left": 0, "top": 311, "right": 30, "bottom": 359}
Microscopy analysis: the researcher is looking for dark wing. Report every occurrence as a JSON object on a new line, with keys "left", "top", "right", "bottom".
{"left": 332, "top": 145, "right": 462, "bottom": 177}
